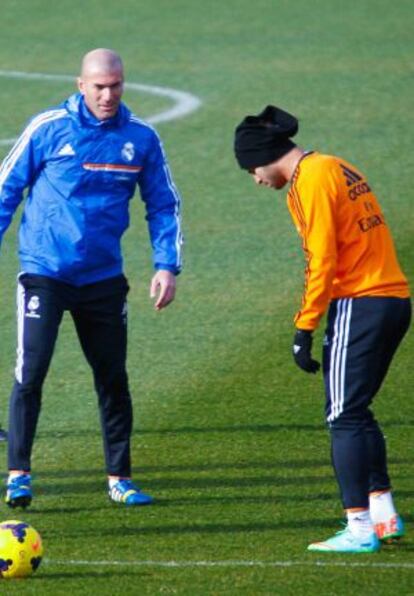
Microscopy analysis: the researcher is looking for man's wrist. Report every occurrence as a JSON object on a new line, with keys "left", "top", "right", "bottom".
{"left": 155, "top": 265, "right": 180, "bottom": 276}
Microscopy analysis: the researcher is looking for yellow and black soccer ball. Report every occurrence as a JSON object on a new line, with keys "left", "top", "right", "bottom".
{"left": 0, "top": 520, "right": 43, "bottom": 579}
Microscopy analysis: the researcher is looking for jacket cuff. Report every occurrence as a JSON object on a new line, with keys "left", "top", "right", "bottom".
{"left": 155, "top": 264, "right": 181, "bottom": 276}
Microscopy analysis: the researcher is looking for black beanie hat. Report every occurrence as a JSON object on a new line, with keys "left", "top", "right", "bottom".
{"left": 234, "top": 105, "right": 299, "bottom": 170}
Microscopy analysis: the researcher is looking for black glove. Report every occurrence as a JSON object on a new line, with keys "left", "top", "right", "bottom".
{"left": 292, "top": 329, "right": 320, "bottom": 374}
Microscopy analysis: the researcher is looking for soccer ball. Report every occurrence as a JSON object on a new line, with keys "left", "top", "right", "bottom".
{"left": 0, "top": 520, "right": 43, "bottom": 579}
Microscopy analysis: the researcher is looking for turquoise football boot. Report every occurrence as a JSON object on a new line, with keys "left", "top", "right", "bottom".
{"left": 374, "top": 515, "right": 405, "bottom": 543}
{"left": 308, "top": 527, "right": 380, "bottom": 553}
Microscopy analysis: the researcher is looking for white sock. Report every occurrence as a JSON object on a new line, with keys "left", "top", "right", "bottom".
{"left": 347, "top": 509, "right": 374, "bottom": 540}
{"left": 108, "top": 478, "right": 119, "bottom": 489}
{"left": 8, "top": 470, "right": 30, "bottom": 480}
{"left": 369, "top": 491, "right": 397, "bottom": 524}
{"left": 108, "top": 477, "right": 129, "bottom": 489}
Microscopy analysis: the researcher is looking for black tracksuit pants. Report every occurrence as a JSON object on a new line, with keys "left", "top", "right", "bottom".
{"left": 323, "top": 296, "right": 411, "bottom": 509}
{"left": 8, "top": 273, "right": 133, "bottom": 477}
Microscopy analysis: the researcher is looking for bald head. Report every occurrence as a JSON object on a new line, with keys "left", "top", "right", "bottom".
{"left": 78, "top": 48, "right": 124, "bottom": 120}
{"left": 80, "top": 48, "right": 124, "bottom": 78}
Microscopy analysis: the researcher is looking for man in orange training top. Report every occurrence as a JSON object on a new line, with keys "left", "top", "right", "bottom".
{"left": 234, "top": 105, "right": 411, "bottom": 554}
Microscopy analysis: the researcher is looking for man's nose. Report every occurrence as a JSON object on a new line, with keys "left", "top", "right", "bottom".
{"left": 101, "top": 87, "right": 113, "bottom": 101}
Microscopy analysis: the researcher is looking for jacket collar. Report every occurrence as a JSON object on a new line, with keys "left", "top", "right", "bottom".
{"left": 65, "top": 93, "right": 130, "bottom": 128}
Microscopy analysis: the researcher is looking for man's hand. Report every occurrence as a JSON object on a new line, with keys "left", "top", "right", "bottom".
{"left": 150, "top": 270, "right": 176, "bottom": 311}
{"left": 292, "top": 329, "right": 320, "bottom": 374}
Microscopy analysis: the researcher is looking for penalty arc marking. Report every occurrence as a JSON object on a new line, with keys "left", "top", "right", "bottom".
{"left": 0, "top": 69, "right": 202, "bottom": 146}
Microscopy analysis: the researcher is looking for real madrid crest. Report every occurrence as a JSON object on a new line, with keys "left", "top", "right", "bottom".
{"left": 121, "top": 142, "right": 135, "bottom": 162}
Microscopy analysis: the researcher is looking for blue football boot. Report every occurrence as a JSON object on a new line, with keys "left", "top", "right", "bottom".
{"left": 5, "top": 473, "right": 32, "bottom": 509}
{"left": 108, "top": 479, "right": 153, "bottom": 506}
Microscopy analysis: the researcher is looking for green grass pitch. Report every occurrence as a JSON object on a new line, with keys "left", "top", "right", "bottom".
{"left": 0, "top": 0, "right": 413, "bottom": 593}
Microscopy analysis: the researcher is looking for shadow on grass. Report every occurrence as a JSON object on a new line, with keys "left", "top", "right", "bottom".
{"left": 8, "top": 463, "right": 411, "bottom": 498}
{"left": 22, "top": 506, "right": 102, "bottom": 515}
{"left": 138, "top": 473, "right": 331, "bottom": 490}
{"left": 132, "top": 419, "right": 414, "bottom": 434}
{"left": 135, "top": 423, "right": 326, "bottom": 434}
{"left": 9, "top": 473, "right": 332, "bottom": 497}
{"left": 36, "top": 423, "right": 324, "bottom": 441}
{"left": 26, "top": 569, "right": 152, "bottom": 580}
{"left": 154, "top": 492, "right": 337, "bottom": 507}
{"left": 24, "top": 457, "right": 331, "bottom": 480}
{"left": 134, "top": 459, "right": 331, "bottom": 473}
{"left": 13, "top": 491, "right": 413, "bottom": 517}
{"left": 18, "top": 456, "right": 413, "bottom": 482}
{"left": 4, "top": 492, "right": 339, "bottom": 516}
{"left": 36, "top": 418, "right": 414, "bottom": 441}
{"left": 57, "top": 517, "right": 341, "bottom": 538}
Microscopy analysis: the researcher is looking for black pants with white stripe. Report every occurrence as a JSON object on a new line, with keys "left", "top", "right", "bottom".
{"left": 323, "top": 296, "right": 411, "bottom": 509}
{"left": 8, "top": 273, "right": 133, "bottom": 477}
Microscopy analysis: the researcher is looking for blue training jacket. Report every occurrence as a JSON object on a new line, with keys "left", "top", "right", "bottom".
{"left": 0, "top": 93, "right": 183, "bottom": 285}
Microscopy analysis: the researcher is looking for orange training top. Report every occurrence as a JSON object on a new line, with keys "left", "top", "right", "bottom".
{"left": 287, "top": 152, "right": 410, "bottom": 331}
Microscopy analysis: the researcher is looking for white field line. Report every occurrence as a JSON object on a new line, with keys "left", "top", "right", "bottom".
{"left": 44, "top": 559, "right": 414, "bottom": 570}
{"left": 0, "top": 69, "right": 202, "bottom": 145}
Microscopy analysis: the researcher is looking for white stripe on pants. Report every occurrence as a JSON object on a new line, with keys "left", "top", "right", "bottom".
{"left": 327, "top": 298, "right": 353, "bottom": 422}
{"left": 15, "top": 277, "right": 26, "bottom": 384}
